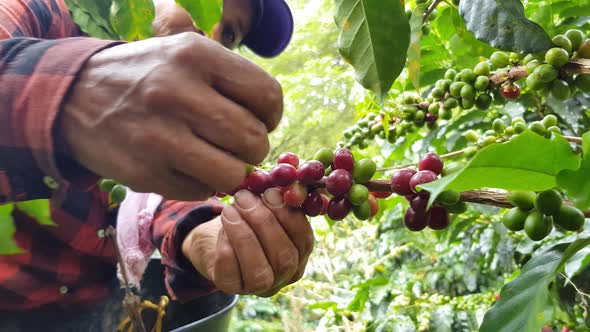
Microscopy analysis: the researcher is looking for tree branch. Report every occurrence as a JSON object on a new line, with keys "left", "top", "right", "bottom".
{"left": 490, "top": 58, "right": 590, "bottom": 87}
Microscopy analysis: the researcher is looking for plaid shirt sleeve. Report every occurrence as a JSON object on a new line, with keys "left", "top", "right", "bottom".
{"left": 151, "top": 199, "right": 226, "bottom": 302}
{"left": 0, "top": 0, "right": 225, "bottom": 309}
{"left": 0, "top": 0, "right": 122, "bottom": 202}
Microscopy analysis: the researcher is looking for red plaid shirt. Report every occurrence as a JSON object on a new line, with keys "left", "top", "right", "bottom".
{"left": 0, "top": 0, "right": 224, "bottom": 310}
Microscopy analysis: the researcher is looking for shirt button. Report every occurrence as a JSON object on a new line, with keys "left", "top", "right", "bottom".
{"left": 43, "top": 176, "right": 59, "bottom": 190}
{"left": 59, "top": 286, "right": 68, "bottom": 294}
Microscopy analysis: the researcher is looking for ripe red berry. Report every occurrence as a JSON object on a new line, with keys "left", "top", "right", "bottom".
{"left": 562, "top": 327, "right": 570, "bottom": 332}
{"left": 495, "top": 293, "right": 500, "bottom": 301}
{"left": 297, "top": 161, "right": 325, "bottom": 185}
{"left": 500, "top": 82, "right": 521, "bottom": 100}
{"left": 427, "top": 206, "right": 451, "bottom": 230}
{"left": 409, "top": 170, "right": 438, "bottom": 193}
{"left": 370, "top": 191, "right": 392, "bottom": 199}
{"left": 228, "top": 178, "right": 249, "bottom": 196}
{"left": 425, "top": 113, "right": 438, "bottom": 123}
{"left": 302, "top": 191, "right": 324, "bottom": 217}
{"left": 390, "top": 169, "right": 417, "bottom": 196}
{"left": 326, "top": 169, "right": 353, "bottom": 197}
{"left": 333, "top": 148, "right": 354, "bottom": 171}
{"left": 410, "top": 195, "right": 429, "bottom": 213}
{"left": 320, "top": 193, "right": 330, "bottom": 215}
{"left": 271, "top": 163, "right": 297, "bottom": 187}
{"left": 283, "top": 182, "right": 308, "bottom": 207}
{"left": 368, "top": 194, "right": 379, "bottom": 217}
{"left": 327, "top": 197, "right": 352, "bottom": 220}
{"left": 278, "top": 152, "right": 299, "bottom": 168}
{"left": 404, "top": 207, "right": 428, "bottom": 232}
{"left": 419, "top": 153, "right": 444, "bottom": 175}
{"left": 247, "top": 170, "right": 274, "bottom": 194}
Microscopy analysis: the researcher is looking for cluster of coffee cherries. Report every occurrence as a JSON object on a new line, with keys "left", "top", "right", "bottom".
{"left": 502, "top": 190, "right": 585, "bottom": 241}
{"left": 98, "top": 178, "right": 127, "bottom": 205}
{"left": 390, "top": 153, "right": 467, "bottom": 232}
{"left": 341, "top": 113, "right": 383, "bottom": 149}
{"left": 521, "top": 30, "right": 590, "bottom": 97}
{"left": 219, "top": 148, "right": 382, "bottom": 221}
{"left": 463, "top": 114, "right": 562, "bottom": 148}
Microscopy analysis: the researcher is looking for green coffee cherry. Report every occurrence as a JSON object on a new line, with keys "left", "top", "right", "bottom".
{"left": 522, "top": 54, "right": 536, "bottom": 65}
{"left": 541, "top": 115, "right": 558, "bottom": 129}
{"left": 402, "top": 94, "right": 416, "bottom": 105}
{"left": 529, "top": 121, "right": 548, "bottom": 136}
{"left": 352, "top": 159, "right": 376, "bottom": 183}
{"left": 432, "top": 87, "right": 445, "bottom": 99}
{"left": 463, "top": 146, "right": 479, "bottom": 157}
{"left": 446, "top": 201, "right": 468, "bottom": 214}
{"left": 449, "top": 82, "right": 466, "bottom": 98}
{"left": 99, "top": 179, "right": 117, "bottom": 192}
{"left": 445, "top": 69, "right": 458, "bottom": 80}
{"left": 460, "top": 84, "right": 476, "bottom": 100}
{"left": 490, "top": 51, "right": 510, "bottom": 68}
{"left": 504, "top": 126, "right": 515, "bottom": 136}
{"left": 428, "top": 102, "right": 441, "bottom": 114}
{"left": 565, "top": 29, "right": 585, "bottom": 51}
{"left": 578, "top": 39, "right": 590, "bottom": 59}
{"left": 553, "top": 205, "right": 585, "bottom": 231}
{"left": 547, "top": 126, "right": 561, "bottom": 135}
{"left": 525, "top": 60, "right": 542, "bottom": 75}
{"left": 480, "top": 136, "right": 497, "bottom": 147}
{"left": 552, "top": 35, "right": 573, "bottom": 54}
{"left": 415, "top": 110, "right": 426, "bottom": 124}
{"left": 534, "top": 64, "right": 559, "bottom": 83}
{"left": 524, "top": 211, "right": 553, "bottom": 241}
{"left": 474, "top": 62, "right": 491, "bottom": 76}
{"left": 492, "top": 118, "right": 507, "bottom": 134}
{"left": 526, "top": 73, "right": 544, "bottom": 90}
{"left": 484, "top": 130, "right": 496, "bottom": 137}
{"left": 511, "top": 117, "right": 525, "bottom": 125}
{"left": 110, "top": 185, "right": 127, "bottom": 203}
{"left": 348, "top": 184, "right": 369, "bottom": 206}
{"left": 437, "top": 190, "right": 460, "bottom": 206}
{"left": 314, "top": 148, "right": 334, "bottom": 167}
{"left": 464, "top": 130, "right": 480, "bottom": 143}
{"left": 513, "top": 122, "right": 527, "bottom": 134}
{"left": 508, "top": 191, "right": 536, "bottom": 210}
{"left": 551, "top": 80, "right": 570, "bottom": 100}
{"left": 545, "top": 48, "right": 570, "bottom": 68}
{"left": 460, "top": 69, "right": 476, "bottom": 83}
{"left": 439, "top": 108, "right": 452, "bottom": 120}
{"left": 475, "top": 94, "right": 492, "bottom": 110}
{"left": 509, "top": 52, "right": 520, "bottom": 63}
{"left": 535, "top": 189, "right": 563, "bottom": 216}
{"left": 462, "top": 98, "right": 475, "bottom": 110}
{"left": 474, "top": 76, "right": 490, "bottom": 91}
{"left": 502, "top": 207, "right": 529, "bottom": 231}
{"left": 454, "top": 73, "right": 463, "bottom": 82}
{"left": 444, "top": 97, "right": 458, "bottom": 109}
{"left": 352, "top": 201, "right": 372, "bottom": 220}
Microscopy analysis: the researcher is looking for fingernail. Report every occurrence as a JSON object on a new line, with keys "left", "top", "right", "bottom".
{"left": 222, "top": 205, "right": 241, "bottom": 224}
{"left": 234, "top": 190, "right": 259, "bottom": 211}
{"left": 263, "top": 188, "right": 285, "bottom": 208}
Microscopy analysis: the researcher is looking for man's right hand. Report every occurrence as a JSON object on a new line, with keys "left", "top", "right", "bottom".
{"left": 59, "top": 32, "right": 283, "bottom": 201}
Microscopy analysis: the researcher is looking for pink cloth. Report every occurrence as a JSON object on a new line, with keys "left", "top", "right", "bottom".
{"left": 116, "top": 189, "right": 163, "bottom": 288}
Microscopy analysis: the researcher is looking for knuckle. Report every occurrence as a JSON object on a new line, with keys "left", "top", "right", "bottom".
{"left": 276, "top": 248, "right": 298, "bottom": 276}
{"left": 169, "top": 33, "right": 201, "bottom": 62}
{"left": 264, "top": 79, "right": 284, "bottom": 131}
{"left": 250, "top": 269, "right": 274, "bottom": 292}
{"left": 140, "top": 84, "right": 168, "bottom": 106}
{"left": 243, "top": 122, "right": 269, "bottom": 165}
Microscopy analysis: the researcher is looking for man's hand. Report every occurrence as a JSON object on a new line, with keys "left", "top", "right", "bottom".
{"left": 181, "top": 188, "right": 314, "bottom": 296}
{"left": 59, "top": 30, "right": 283, "bottom": 201}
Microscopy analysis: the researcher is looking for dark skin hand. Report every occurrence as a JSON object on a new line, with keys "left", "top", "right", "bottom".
{"left": 58, "top": 0, "right": 313, "bottom": 297}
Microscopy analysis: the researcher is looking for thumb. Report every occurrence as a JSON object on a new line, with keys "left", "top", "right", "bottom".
{"left": 152, "top": 0, "right": 199, "bottom": 37}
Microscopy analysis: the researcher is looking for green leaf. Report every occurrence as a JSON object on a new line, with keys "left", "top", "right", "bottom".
{"left": 308, "top": 301, "right": 338, "bottom": 310}
{"left": 65, "top": 0, "right": 118, "bottom": 39}
{"left": 110, "top": 0, "right": 155, "bottom": 41}
{"left": 459, "top": 0, "right": 553, "bottom": 53}
{"left": 175, "top": 0, "right": 223, "bottom": 36}
{"left": 479, "top": 236, "right": 590, "bottom": 332}
{"left": 0, "top": 204, "right": 23, "bottom": 255}
{"left": 15, "top": 200, "right": 56, "bottom": 226}
{"left": 421, "top": 131, "right": 580, "bottom": 207}
{"left": 335, "top": 0, "right": 410, "bottom": 102}
{"left": 407, "top": 4, "right": 428, "bottom": 92}
{"left": 557, "top": 131, "right": 590, "bottom": 210}
{"left": 347, "top": 286, "right": 369, "bottom": 311}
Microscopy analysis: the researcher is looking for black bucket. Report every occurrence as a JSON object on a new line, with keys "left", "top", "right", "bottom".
{"left": 139, "top": 258, "right": 239, "bottom": 332}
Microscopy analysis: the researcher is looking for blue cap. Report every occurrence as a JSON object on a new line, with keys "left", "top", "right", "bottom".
{"left": 243, "top": 0, "right": 294, "bottom": 58}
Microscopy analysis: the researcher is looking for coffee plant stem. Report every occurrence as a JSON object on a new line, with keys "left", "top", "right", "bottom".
{"left": 377, "top": 135, "right": 583, "bottom": 172}
{"left": 423, "top": 0, "right": 443, "bottom": 22}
